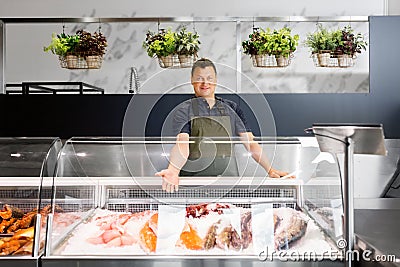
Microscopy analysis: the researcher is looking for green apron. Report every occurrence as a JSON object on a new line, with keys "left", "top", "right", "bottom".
{"left": 179, "top": 98, "right": 239, "bottom": 177}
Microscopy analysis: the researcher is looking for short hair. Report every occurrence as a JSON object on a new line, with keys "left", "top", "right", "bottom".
{"left": 191, "top": 58, "right": 217, "bottom": 76}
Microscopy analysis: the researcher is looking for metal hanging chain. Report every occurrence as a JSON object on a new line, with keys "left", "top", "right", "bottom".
{"left": 62, "top": 21, "right": 65, "bottom": 35}
{"left": 315, "top": 17, "right": 321, "bottom": 32}
{"left": 252, "top": 17, "right": 259, "bottom": 32}
{"left": 285, "top": 16, "right": 291, "bottom": 29}
{"left": 193, "top": 20, "right": 197, "bottom": 34}
{"left": 98, "top": 18, "right": 102, "bottom": 33}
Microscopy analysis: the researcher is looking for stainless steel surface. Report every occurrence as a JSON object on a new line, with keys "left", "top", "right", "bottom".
{"left": 297, "top": 137, "right": 400, "bottom": 198}
{"left": 311, "top": 125, "right": 386, "bottom": 267}
{"left": 353, "top": 139, "right": 400, "bottom": 198}
{"left": 354, "top": 198, "right": 400, "bottom": 209}
{"left": 41, "top": 257, "right": 343, "bottom": 267}
{"left": 355, "top": 208, "right": 400, "bottom": 266}
{"left": 0, "top": 16, "right": 369, "bottom": 23}
{"left": 345, "top": 138, "right": 354, "bottom": 267}
{"left": 129, "top": 67, "right": 140, "bottom": 94}
{"left": 0, "top": 20, "right": 4, "bottom": 94}
{"left": 312, "top": 124, "right": 386, "bottom": 155}
{"left": 1, "top": 259, "right": 38, "bottom": 267}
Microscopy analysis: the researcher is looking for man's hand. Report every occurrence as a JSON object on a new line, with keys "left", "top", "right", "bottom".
{"left": 155, "top": 169, "right": 180, "bottom": 193}
{"left": 239, "top": 132, "right": 295, "bottom": 179}
{"left": 268, "top": 168, "right": 295, "bottom": 179}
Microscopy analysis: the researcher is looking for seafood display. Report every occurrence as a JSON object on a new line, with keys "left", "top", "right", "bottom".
{"left": 0, "top": 204, "right": 37, "bottom": 256}
{"left": 0, "top": 204, "right": 40, "bottom": 256}
{"left": 0, "top": 204, "right": 82, "bottom": 256}
{"left": 274, "top": 208, "right": 308, "bottom": 250}
{"left": 0, "top": 226, "right": 35, "bottom": 256}
{"left": 86, "top": 210, "right": 155, "bottom": 248}
{"left": 59, "top": 204, "right": 330, "bottom": 256}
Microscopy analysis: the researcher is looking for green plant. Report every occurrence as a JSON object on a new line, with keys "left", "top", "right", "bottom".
{"left": 305, "top": 24, "right": 340, "bottom": 53}
{"left": 175, "top": 27, "right": 200, "bottom": 56}
{"left": 143, "top": 28, "right": 176, "bottom": 57}
{"left": 335, "top": 26, "right": 367, "bottom": 56}
{"left": 268, "top": 27, "right": 299, "bottom": 57}
{"left": 242, "top": 27, "right": 299, "bottom": 57}
{"left": 43, "top": 33, "right": 80, "bottom": 56}
{"left": 242, "top": 28, "right": 269, "bottom": 55}
{"left": 74, "top": 30, "right": 108, "bottom": 56}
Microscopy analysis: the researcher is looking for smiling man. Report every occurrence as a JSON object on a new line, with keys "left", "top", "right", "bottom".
{"left": 156, "top": 58, "right": 291, "bottom": 192}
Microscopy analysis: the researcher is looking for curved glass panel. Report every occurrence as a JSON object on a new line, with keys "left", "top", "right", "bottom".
{"left": 46, "top": 136, "right": 343, "bottom": 261}
{"left": 0, "top": 137, "right": 61, "bottom": 258}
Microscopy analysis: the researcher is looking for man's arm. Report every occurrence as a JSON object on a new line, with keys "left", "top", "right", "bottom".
{"left": 239, "top": 132, "right": 291, "bottom": 178}
{"left": 155, "top": 133, "right": 190, "bottom": 192}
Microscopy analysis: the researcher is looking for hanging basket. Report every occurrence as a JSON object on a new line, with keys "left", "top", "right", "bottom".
{"left": 157, "top": 54, "right": 197, "bottom": 68}
{"left": 178, "top": 54, "right": 197, "bottom": 68}
{"left": 58, "top": 56, "right": 67, "bottom": 68}
{"left": 251, "top": 54, "right": 293, "bottom": 68}
{"left": 337, "top": 54, "right": 355, "bottom": 68}
{"left": 58, "top": 53, "right": 104, "bottom": 69}
{"left": 311, "top": 51, "right": 356, "bottom": 68}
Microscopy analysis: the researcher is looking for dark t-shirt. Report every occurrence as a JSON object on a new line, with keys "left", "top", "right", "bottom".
{"left": 172, "top": 96, "right": 251, "bottom": 136}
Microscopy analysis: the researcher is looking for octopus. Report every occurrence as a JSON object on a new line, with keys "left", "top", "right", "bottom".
{"left": 231, "top": 211, "right": 253, "bottom": 250}
{"left": 216, "top": 225, "right": 233, "bottom": 249}
{"left": 204, "top": 211, "right": 296, "bottom": 250}
{"left": 203, "top": 224, "right": 217, "bottom": 250}
{"left": 186, "top": 203, "right": 233, "bottom": 218}
{"left": 203, "top": 218, "right": 238, "bottom": 250}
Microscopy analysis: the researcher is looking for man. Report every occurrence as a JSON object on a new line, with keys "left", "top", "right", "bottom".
{"left": 156, "top": 58, "right": 291, "bottom": 192}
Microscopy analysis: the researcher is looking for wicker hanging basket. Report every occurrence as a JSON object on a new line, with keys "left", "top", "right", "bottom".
{"left": 251, "top": 54, "right": 293, "bottom": 68}
{"left": 59, "top": 53, "right": 104, "bottom": 69}
{"left": 337, "top": 54, "right": 355, "bottom": 68}
{"left": 158, "top": 54, "right": 197, "bottom": 69}
{"left": 311, "top": 51, "right": 356, "bottom": 68}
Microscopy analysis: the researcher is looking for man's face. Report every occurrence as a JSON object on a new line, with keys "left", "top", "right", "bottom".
{"left": 191, "top": 66, "right": 217, "bottom": 98}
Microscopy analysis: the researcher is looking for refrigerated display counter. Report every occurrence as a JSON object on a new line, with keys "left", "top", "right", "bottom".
{"left": 0, "top": 137, "right": 62, "bottom": 267}
{"left": 39, "top": 136, "right": 346, "bottom": 267}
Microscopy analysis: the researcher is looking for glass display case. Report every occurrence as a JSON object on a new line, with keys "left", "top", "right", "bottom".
{"left": 42, "top": 137, "right": 345, "bottom": 267}
{"left": 0, "top": 137, "right": 62, "bottom": 267}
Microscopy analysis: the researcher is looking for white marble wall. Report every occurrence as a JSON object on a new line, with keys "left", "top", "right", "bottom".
{"left": 241, "top": 21, "right": 369, "bottom": 93}
{"left": 1, "top": 0, "right": 383, "bottom": 93}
